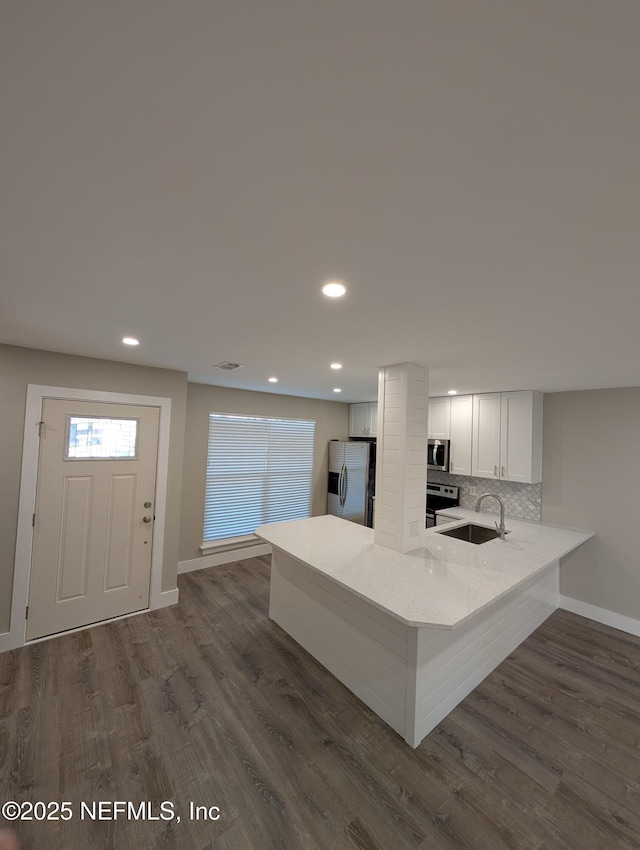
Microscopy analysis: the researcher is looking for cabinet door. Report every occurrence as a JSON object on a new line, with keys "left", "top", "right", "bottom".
{"left": 436, "top": 512, "right": 463, "bottom": 526}
{"left": 428, "top": 397, "right": 451, "bottom": 439}
{"left": 472, "top": 393, "right": 501, "bottom": 479}
{"left": 367, "top": 402, "right": 378, "bottom": 437}
{"left": 500, "top": 391, "right": 543, "bottom": 483}
{"left": 349, "top": 403, "right": 368, "bottom": 437}
{"left": 449, "top": 395, "right": 473, "bottom": 476}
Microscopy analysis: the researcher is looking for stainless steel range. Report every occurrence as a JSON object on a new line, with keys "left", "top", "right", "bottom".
{"left": 426, "top": 482, "right": 459, "bottom": 528}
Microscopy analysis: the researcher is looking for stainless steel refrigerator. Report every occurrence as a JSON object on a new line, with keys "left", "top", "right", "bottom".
{"left": 327, "top": 440, "right": 374, "bottom": 526}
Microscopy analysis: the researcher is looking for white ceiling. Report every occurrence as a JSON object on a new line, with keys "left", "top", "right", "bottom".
{"left": 2, "top": 1, "right": 640, "bottom": 402}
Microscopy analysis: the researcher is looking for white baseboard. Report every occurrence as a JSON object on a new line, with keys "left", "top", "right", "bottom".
{"left": 155, "top": 588, "right": 180, "bottom": 608}
{"left": 0, "top": 588, "right": 181, "bottom": 654}
{"left": 0, "top": 630, "right": 22, "bottom": 653}
{"left": 559, "top": 595, "right": 640, "bottom": 638}
{"left": 178, "top": 543, "right": 272, "bottom": 574}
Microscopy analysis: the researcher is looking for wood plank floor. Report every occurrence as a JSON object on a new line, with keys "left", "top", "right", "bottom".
{"left": 2, "top": 556, "right": 640, "bottom": 849}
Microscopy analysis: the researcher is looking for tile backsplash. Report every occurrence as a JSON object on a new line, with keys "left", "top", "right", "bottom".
{"left": 428, "top": 470, "right": 542, "bottom": 522}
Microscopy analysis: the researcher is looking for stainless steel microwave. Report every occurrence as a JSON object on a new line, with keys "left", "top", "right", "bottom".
{"left": 427, "top": 438, "right": 450, "bottom": 471}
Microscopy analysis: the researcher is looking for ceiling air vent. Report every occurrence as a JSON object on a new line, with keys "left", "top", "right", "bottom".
{"left": 214, "top": 361, "right": 245, "bottom": 371}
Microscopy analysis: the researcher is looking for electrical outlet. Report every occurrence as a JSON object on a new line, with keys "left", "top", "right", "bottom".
{"left": 409, "top": 520, "right": 420, "bottom": 536}
{"left": 469, "top": 485, "right": 478, "bottom": 496}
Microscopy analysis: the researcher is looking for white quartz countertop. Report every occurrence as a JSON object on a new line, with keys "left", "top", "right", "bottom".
{"left": 255, "top": 512, "right": 593, "bottom": 629}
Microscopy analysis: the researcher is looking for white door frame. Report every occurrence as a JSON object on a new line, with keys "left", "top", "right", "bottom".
{"left": 5, "top": 385, "right": 175, "bottom": 651}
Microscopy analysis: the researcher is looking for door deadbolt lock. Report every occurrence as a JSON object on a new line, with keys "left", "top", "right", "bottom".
{"left": 144, "top": 501, "right": 152, "bottom": 508}
{"left": 143, "top": 515, "right": 152, "bottom": 523}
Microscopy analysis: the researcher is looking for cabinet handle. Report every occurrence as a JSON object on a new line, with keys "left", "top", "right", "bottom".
{"left": 501, "top": 466, "right": 505, "bottom": 478}
{"left": 494, "top": 465, "right": 498, "bottom": 477}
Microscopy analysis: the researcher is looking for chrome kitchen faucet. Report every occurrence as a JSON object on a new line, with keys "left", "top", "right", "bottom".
{"left": 475, "top": 493, "right": 507, "bottom": 540}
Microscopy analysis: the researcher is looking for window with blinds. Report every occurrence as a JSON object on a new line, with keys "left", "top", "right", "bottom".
{"left": 204, "top": 413, "right": 316, "bottom": 542}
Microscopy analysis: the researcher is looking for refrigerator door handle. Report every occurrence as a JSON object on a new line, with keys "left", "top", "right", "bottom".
{"left": 342, "top": 463, "right": 348, "bottom": 506}
{"left": 337, "top": 464, "right": 344, "bottom": 507}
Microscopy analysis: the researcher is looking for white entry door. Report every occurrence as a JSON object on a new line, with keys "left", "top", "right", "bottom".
{"left": 27, "top": 399, "right": 160, "bottom": 640}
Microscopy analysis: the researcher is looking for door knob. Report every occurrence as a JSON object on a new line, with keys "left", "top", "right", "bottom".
{"left": 144, "top": 501, "right": 152, "bottom": 508}
{"left": 143, "top": 516, "right": 152, "bottom": 523}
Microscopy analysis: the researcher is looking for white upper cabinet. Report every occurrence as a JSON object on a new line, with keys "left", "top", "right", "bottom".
{"left": 500, "top": 391, "right": 543, "bottom": 483}
{"left": 449, "top": 394, "right": 473, "bottom": 476}
{"left": 428, "top": 390, "right": 543, "bottom": 482}
{"left": 368, "top": 402, "right": 378, "bottom": 437}
{"left": 349, "top": 403, "right": 368, "bottom": 437}
{"left": 472, "top": 390, "right": 543, "bottom": 483}
{"left": 349, "top": 402, "right": 378, "bottom": 438}
{"left": 427, "top": 396, "right": 451, "bottom": 439}
{"left": 472, "top": 393, "right": 502, "bottom": 479}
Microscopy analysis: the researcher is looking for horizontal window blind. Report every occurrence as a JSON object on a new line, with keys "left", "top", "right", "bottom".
{"left": 204, "top": 413, "right": 316, "bottom": 542}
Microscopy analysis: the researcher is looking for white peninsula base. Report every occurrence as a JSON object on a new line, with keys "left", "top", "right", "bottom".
{"left": 257, "top": 513, "right": 593, "bottom": 749}
{"left": 269, "top": 546, "right": 557, "bottom": 748}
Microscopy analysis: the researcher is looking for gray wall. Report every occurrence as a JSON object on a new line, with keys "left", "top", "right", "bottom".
{"left": 5, "top": 344, "right": 637, "bottom": 633}
{"left": 0, "top": 343, "right": 188, "bottom": 633}
{"left": 179, "top": 382, "right": 350, "bottom": 562}
{"left": 542, "top": 387, "right": 640, "bottom": 620}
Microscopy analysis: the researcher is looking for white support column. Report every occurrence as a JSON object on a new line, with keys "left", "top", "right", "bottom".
{"left": 374, "top": 363, "right": 428, "bottom": 553}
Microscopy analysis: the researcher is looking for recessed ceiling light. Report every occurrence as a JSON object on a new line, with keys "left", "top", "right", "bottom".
{"left": 268, "top": 377, "right": 278, "bottom": 383}
{"left": 122, "top": 337, "right": 139, "bottom": 346}
{"left": 330, "top": 362, "right": 343, "bottom": 370}
{"left": 322, "top": 281, "right": 346, "bottom": 298}
{"left": 448, "top": 389, "right": 457, "bottom": 395}
{"left": 333, "top": 388, "right": 342, "bottom": 393}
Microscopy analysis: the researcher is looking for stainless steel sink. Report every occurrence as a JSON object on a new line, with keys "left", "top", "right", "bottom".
{"left": 436, "top": 523, "right": 507, "bottom": 544}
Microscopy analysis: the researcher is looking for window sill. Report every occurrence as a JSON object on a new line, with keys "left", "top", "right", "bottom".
{"left": 200, "top": 535, "right": 263, "bottom": 556}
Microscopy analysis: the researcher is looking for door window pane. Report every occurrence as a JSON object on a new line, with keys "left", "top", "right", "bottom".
{"left": 65, "top": 416, "right": 139, "bottom": 459}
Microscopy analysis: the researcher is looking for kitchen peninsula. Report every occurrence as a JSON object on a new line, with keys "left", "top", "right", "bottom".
{"left": 256, "top": 513, "right": 592, "bottom": 748}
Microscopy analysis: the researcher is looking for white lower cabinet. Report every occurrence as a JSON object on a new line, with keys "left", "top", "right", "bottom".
{"left": 435, "top": 512, "right": 463, "bottom": 526}
{"left": 472, "top": 390, "right": 543, "bottom": 483}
